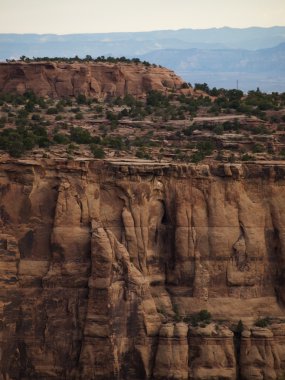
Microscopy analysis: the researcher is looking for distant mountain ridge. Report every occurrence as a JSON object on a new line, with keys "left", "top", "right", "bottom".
{"left": 140, "top": 42, "right": 285, "bottom": 92}
{"left": 0, "top": 27, "right": 285, "bottom": 92}
{"left": 1, "top": 27, "right": 285, "bottom": 58}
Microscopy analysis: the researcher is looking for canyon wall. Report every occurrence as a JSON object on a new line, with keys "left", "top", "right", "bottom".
{"left": 0, "top": 159, "right": 285, "bottom": 379}
{"left": 0, "top": 62, "right": 185, "bottom": 99}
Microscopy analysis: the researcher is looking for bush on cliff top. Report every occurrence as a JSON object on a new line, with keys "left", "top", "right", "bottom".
{"left": 254, "top": 317, "right": 271, "bottom": 327}
{"left": 184, "top": 309, "right": 212, "bottom": 326}
{"left": 7, "top": 55, "right": 155, "bottom": 67}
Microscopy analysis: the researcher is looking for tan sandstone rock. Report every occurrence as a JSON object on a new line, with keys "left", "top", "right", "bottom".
{"left": 0, "top": 160, "right": 284, "bottom": 379}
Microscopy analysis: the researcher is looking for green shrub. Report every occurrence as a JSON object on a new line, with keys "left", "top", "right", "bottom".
{"left": 146, "top": 90, "right": 169, "bottom": 107}
{"left": 106, "top": 111, "right": 118, "bottom": 122}
{"left": 53, "top": 133, "right": 70, "bottom": 145}
{"left": 213, "top": 125, "right": 224, "bottom": 135}
{"left": 15, "top": 117, "right": 28, "bottom": 127}
{"left": 70, "top": 127, "right": 92, "bottom": 144}
{"left": 183, "top": 126, "right": 195, "bottom": 136}
{"left": 76, "top": 94, "right": 88, "bottom": 105}
{"left": 0, "top": 128, "right": 37, "bottom": 157}
{"left": 71, "top": 107, "right": 81, "bottom": 113}
{"left": 25, "top": 101, "right": 35, "bottom": 113}
{"left": 135, "top": 148, "right": 151, "bottom": 159}
{"left": 252, "top": 144, "right": 264, "bottom": 153}
{"left": 8, "top": 139, "right": 25, "bottom": 157}
{"left": 103, "top": 136, "right": 124, "bottom": 150}
{"left": 191, "top": 151, "right": 205, "bottom": 163}
{"left": 75, "top": 112, "right": 84, "bottom": 120}
{"left": 198, "top": 310, "right": 211, "bottom": 321}
{"left": 197, "top": 140, "right": 214, "bottom": 155}
{"left": 90, "top": 144, "right": 105, "bottom": 158}
{"left": 255, "top": 317, "right": 271, "bottom": 327}
{"left": 46, "top": 107, "right": 58, "bottom": 115}
{"left": 123, "top": 94, "right": 137, "bottom": 107}
{"left": 99, "top": 125, "right": 108, "bottom": 134}
{"left": 17, "top": 109, "right": 29, "bottom": 119}
{"left": 184, "top": 309, "right": 212, "bottom": 326}
{"left": 31, "top": 114, "right": 41, "bottom": 121}
{"left": 194, "top": 83, "right": 210, "bottom": 94}
{"left": 242, "top": 153, "right": 253, "bottom": 161}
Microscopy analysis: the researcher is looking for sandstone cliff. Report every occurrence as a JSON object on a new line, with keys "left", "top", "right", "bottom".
{"left": 0, "top": 159, "right": 285, "bottom": 379}
{"left": 0, "top": 62, "right": 185, "bottom": 99}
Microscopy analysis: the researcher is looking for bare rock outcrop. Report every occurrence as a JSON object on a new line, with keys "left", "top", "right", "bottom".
{"left": 189, "top": 323, "right": 236, "bottom": 380}
{"left": 0, "top": 159, "right": 285, "bottom": 379}
{"left": 154, "top": 322, "right": 189, "bottom": 380}
{"left": 0, "top": 62, "right": 185, "bottom": 99}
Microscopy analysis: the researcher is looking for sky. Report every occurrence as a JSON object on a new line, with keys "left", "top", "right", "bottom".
{"left": 0, "top": 0, "right": 284, "bottom": 34}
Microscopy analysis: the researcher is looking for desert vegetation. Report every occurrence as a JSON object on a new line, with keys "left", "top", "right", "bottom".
{"left": 6, "top": 55, "right": 156, "bottom": 67}
{"left": 0, "top": 81, "right": 285, "bottom": 162}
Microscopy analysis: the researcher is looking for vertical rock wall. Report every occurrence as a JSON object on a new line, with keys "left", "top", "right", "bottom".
{"left": 0, "top": 160, "right": 285, "bottom": 379}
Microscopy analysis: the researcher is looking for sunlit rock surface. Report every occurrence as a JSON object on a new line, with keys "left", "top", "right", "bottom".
{"left": 0, "top": 62, "right": 185, "bottom": 100}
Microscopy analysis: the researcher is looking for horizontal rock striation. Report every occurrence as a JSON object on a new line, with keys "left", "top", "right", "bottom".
{"left": 0, "top": 159, "right": 285, "bottom": 379}
{"left": 0, "top": 62, "right": 185, "bottom": 99}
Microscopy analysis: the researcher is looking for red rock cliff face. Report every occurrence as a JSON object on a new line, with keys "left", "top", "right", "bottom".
{"left": 0, "top": 62, "right": 184, "bottom": 99}
{"left": 1, "top": 159, "right": 285, "bottom": 379}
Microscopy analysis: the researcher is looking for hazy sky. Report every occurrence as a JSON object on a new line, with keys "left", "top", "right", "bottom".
{"left": 1, "top": 0, "right": 284, "bottom": 34}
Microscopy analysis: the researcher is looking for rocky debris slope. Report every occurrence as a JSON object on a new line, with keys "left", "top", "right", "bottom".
{"left": 0, "top": 158, "right": 285, "bottom": 379}
{"left": 0, "top": 62, "right": 185, "bottom": 99}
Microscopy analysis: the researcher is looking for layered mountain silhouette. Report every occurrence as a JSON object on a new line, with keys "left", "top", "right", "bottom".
{"left": 0, "top": 27, "right": 285, "bottom": 91}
